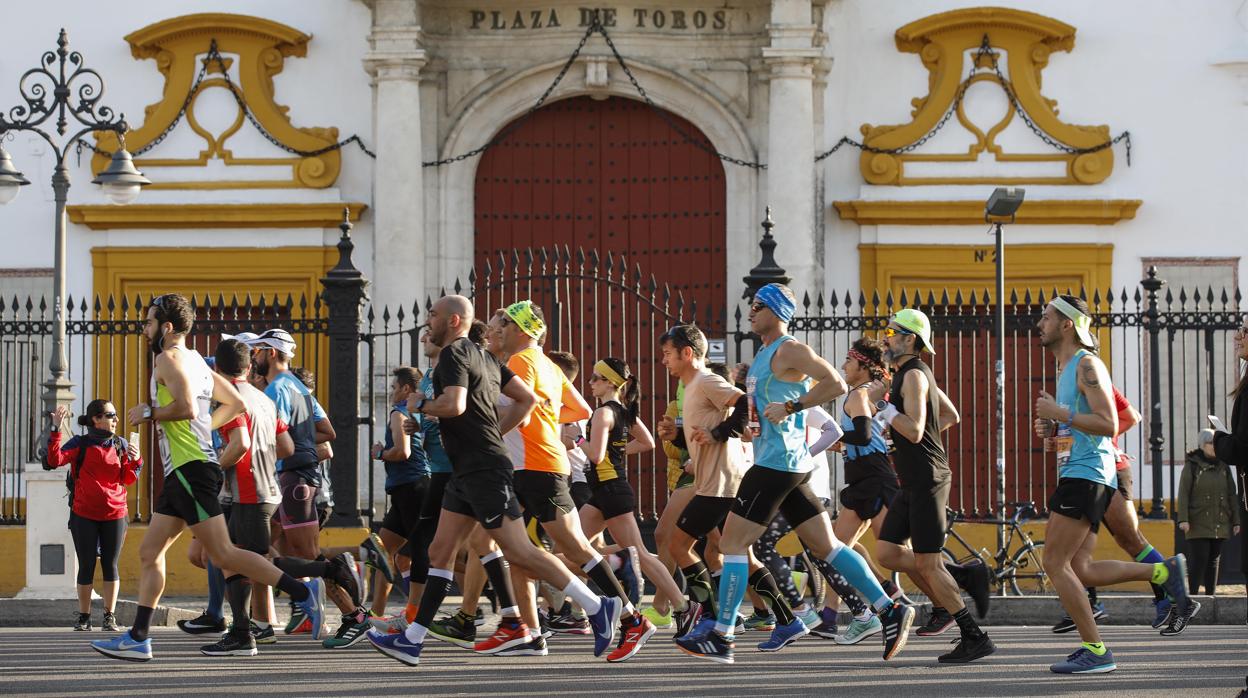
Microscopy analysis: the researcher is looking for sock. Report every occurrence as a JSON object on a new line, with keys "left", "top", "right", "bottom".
{"left": 748, "top": 568, "right": 796, "bottom": 626}
{"left": 403, "top": 601, "right": 419, "bottom": 623}
{"left": 1134, "top": 546, "right": 1167, "bottom": 601}
{"left": 811, "top": 556, "right": 872, "bottom": 617}
{"left": 584, "top": 555, "right": 635, "bottom": 615}
{"left": 406, "top": 568, "right": 454, "bottom": 643}
{"left": 681, "top": 562, "right": 717, "bottom": 618}
{"left": 854, "top": 609, "right": 873, "bottom": 622}
{"left": 130, "top": 605, "right": 154, "bottom": 641}
{"left": 398, "top": 570, "right": 412, "bottom": 595}
{"left": 562, "top": 577, "right": 603, "bottom": 615}
{"left": 1086, "top": 587, "right": 1099, "bottom": 606}
{"left": 828, "top": 546, "right": 891, "bottom": 612}
{"left": 206, "top": 560, "right": 226, "bottom": 621}
{"left": 480, "top": 551, "right": 519, "bottom": 614}
{"left": 713, "top": 555, "right": 749, "bottom": 636}
{"left": 881, "top": 578, "right": 901, "bottom": 598}
{"left": 1151, "top": 562, "right": 1168, "bottom": 585}
{"left": 1082, "top": 641, "right": 1107, "bottom": 656}
{"left": 225, "top": 574, "right": 252, "bottom": 633}
{"left": 276, "top": 573, "right": 310, "bottom": 602}
{"left": 952, "top": 607, "right": 984, "bottom": 640}
{"left": 253, "top": 620, "right": 270, "bottom": 630}
{"left": 274, "top": 557, "right": 331, "bottom": 579}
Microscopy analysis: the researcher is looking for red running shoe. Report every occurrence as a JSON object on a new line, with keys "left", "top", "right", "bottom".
{"left": 473, "top": 619, "right": 532, "bottom": 655}
{"left": 606, "top": 615, "right": 656, "bottom": 663}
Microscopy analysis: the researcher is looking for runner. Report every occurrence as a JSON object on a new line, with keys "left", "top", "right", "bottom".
{"left": 91, "top": 294, "right": 326, "bottom": 662}
{"left": 675, "top": 285, "right": 914, "bottom": 664}
{"left": 1032, "top": 295, "right": 1192, "bottom": 673}
{"left": 367, "top": 295, "right": 621, "bottom": 667}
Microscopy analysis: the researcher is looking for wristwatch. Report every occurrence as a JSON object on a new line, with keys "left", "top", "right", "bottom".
{"left": 875, "top": 399, "right": 889, "bottom": 412}
{"left": 784, "top": 398, "right": 803, "bottom": 415}
{"left": 141, "top": 404, "right": 153, "bottom": 420}
{"left": 574, "top": 435, "right": 586, "bottom": 447}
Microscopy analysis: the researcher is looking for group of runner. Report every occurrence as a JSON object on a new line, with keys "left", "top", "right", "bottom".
{"left": 85, "top": 284, "right": 1196, "bottom": 674}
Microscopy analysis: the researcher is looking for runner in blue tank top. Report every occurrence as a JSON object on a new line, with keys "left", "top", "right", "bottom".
{"left": 674, "top": 283, "right": 915, "bottom": 665}
{"left": 1034, "top": 295, "right": 1192, "bottom": 674}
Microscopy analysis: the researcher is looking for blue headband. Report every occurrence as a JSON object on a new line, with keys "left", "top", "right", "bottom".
{"left": 756, "top": 284, "right": 795, "bottom": 323}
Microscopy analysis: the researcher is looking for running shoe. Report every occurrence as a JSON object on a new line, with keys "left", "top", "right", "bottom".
{"left": 369, "top": 614, "right": 409, "bottom": 635}
{"left": 538, "top": 608, "right": 553, "bottom": 640}
{"left": 473, "top": 607, "right": 486, "bottom": 627}
{"left": 329, "top": 552, "right": 364, "bottom": 607}
{"left": 809, "top": 608, "right": 839, "bottom": 639}
{"left": 1050, "top": 646, "right": 1115, "bottom": 674}
{"left": 323, "top": 614, "right": 371, "bottom": 648}
{"left": 74, "top": 612, "right": 92, "bottom": 631}
{"left": 673, "top": 603, "right": 703, "bottom": 640}
{"left": 938, "top": 632, "right": 997, "bottom": 664}
{"left": 879, "top": 602, "right": 915, "bottom": 660}
{"left": 1052, "top": 602, "right": 1106, "bottom": 634}
{"left": 587, "top": 596, "right": 622, "bottom": 658}
{"left": 474, "top": 619, "right": 533, "bottom": 655}
{"left": 1151, "top": 599, "right": 1173, "bottom": 629}
{"left": 177, "top": 612, "right": 225, "bottom": 635}
{"left": 964, "top": 560, "right": 992, "bottom": 618}
{"left": 496, "top": 635, "right": 548, "bottom": 657}
{"left": 428, "top": 611, "right": 477, "bottom": 649}
{"left": 743, "top": 609, "right": 777, "bottom": 632}
{"left": 1092, "top": 602, "right": 1108, "bottom": 621}
{"left": 1160, "top": 599, "right": 1200, "bottom": 636}
{"left": 90, "top": 630, "right": 152, "bottom": 662}
{"left": 367, "top": 628, "right": 423, "bottom": 666}
{"left": 795, "top": 606, "right": 821, "bottom": 631}
{"left": 1159, "top": 555, "right": 1192, "bottom": 609}
{"left": 101, "top": 612, "right": 120, "bottom": 632}
{"left": 249, "top": 621, "right": 277, "bottom": 645}
{"left": 607, "top": 614, "right": 657, "bottom": 662}
{"left": 835, "top": 615, "right": 882, "bottom": 645}
{"left": 917, "top": 607, "right": 956, "bottom": 636}
{"left": 359, "top": 532, "right": 395, "bottom": 585}
{"left": 735, "top": 614, "right": 747, "bottom": 636}
{"left": 675, "top": 627, "right": 734, "bottom": 665}
{"left": 200, "top": 630, "right": 258, "bottom": 657}
{"left": 295, "top": 579, "right": 327, "bottom": 642}
{"left": 284, "top": 606, "right": 309, "bottom": 635}
{"left": 758, "top": 617, "right": 809, "bottom": 652}
{"left": 549, "top": 612, "right": 592, "bottom": 634}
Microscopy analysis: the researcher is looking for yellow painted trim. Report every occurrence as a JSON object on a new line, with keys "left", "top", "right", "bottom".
{"left": 0, "top": 526, "right": 26, "bottom": 597}
{"left": 859, "top": 7, "right": 1118, "bottom": 185}
{"left": 91, "top": 246, "right": 337, "bottom": 519}
{"left": 92, "top": 13, "right": 342, "bottom": 189}
{"left": 67, "top": 202, "right": 367, "bottom": 230}
{"left": 833, "top": 199, "right": 1141, "bottom": 225}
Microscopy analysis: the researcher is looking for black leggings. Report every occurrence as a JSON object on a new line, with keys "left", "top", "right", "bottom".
{"left": 69, "top": 513, "right": 126, "bottom": 586}
{"left": 1186, "top": 537, "right": 1225, "bottom": 596}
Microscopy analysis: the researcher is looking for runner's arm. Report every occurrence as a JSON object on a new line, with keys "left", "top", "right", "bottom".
{"left": 626, "top": 418, "right": 655, "bottom": 455}
{"left": 888, "top": 370, "right": 928, "bottom": 444}
{"left": 840, "top": 388, "right": 874, "bottom": 446}
{"left": 497, "top": 375, "right": 539, "bottom": 434}
{"left": 935, "top": 387, "right": 959, "bottom": 432}
{"left": 380, "top": 410, "right": 411, "bottom": 462}
{"left": 276, "top": 429, "right": 295, "bottom": 459}
{"left": 207, "top": 370, "right": 247, "bottom": 430}
{"left": 763, "top": 341, "right": 848, "bottom": 422}
{"left": 1072, "top": 355, "right": 1118, "bottom": 437}
{"left": 217, "top": 423, "right": 250, "bottom": 469}
{"left": 559, "top": 379, "right": 593, "bottom": 423}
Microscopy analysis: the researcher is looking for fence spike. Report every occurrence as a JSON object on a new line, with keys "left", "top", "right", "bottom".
{"left": 366, "top": 305, "right": 376, "bottom": 325}
{"left": 1078, "top": 284, "right": 1087, "bottom": 301}
{"left": 1177, "top": 287, "right": 1187, "bottom": 309}
{"left": 954, "top": 289, "right": 965, "bottom": 306}
{"left": 439, "top": 286, "right": 447, "bottom": 299}
{"left": 35, "top": 296, "right": 45, "bottom": 318}
{"left": 1234, "top": 287, "right": 1242, "bottom": 306}
{"left": 827, "top": 289, "right": 839, "bottom": 309}
{"left": 1220, "top": 287, "right": 1230, "bottom": 309}
{"left": 940, "top": 288, "right": 951, "bottom": 306}
{"left": 538, "top": 247, "right": 549, "bottom": 273}
{"left": 93, "top": 294, "right": 101, "bottom": 315}
{"left": 968, "top": 289, "right": 979, "bottom": 307}
{"left": 425, "top": 296, "right": 434, "bottom": 313}
{"left": 382, "top": 306, "right": 391, "bottom": 325}
{"left": 648, "top": 274, "right": 657, "bottom": 299}
{"left": 588, "top": 247, "right": 599, "bottom": 270}
{"left": 816, "top": 291, "right": 825, "bottom": 314}
{"left": 802, "top": 291, "right": 811, "bottom": 312}
{"left": 898, "top": 288, "right": 908, "bottom": 308}
{"left": 871, "top": 289, "right": 881, "bottom": 310}
{"left": 453, "top": 278, "right": 463, "bottom": 296}
{"left": 481, "top": 256, "right": 492, "bottom": 279}
{"left": 1206, "top": 285, "right": 1216, "bottom": 308}
{"left": 396, "top": 304, "right": 406, "bottom": 324}
{"left": 283, "top": 293, "right": 294, "bottom": 314}
{"left": 675, "top": 289, "right": 686, "bottom": 321}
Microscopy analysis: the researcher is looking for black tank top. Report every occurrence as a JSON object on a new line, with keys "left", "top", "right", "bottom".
{"left": 841, "top": 404, "right": 898, "bottom": 484}
{"left": 888, "top": 357, "right": 949, "bottom": 488}
{"left": 587, "top": 401, "right": 629, "bottom": 487}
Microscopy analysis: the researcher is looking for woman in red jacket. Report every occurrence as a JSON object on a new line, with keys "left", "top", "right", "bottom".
{"left": 47, "top": 400, "right": 142, "bottom": 632}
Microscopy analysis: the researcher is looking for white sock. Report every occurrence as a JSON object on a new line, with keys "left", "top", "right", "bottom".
{"left": 563, "top": 578, "right": 602, "bottom": 615}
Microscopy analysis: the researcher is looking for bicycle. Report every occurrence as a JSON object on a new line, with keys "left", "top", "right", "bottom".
{"left": 942, "top": 501, "right": 1051, "bottom": 596}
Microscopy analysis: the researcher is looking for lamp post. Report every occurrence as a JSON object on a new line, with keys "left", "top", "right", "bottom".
{"left": 985, "top": 186, "right": 1024, "bottom": 576}
{"left": 0, "top": 29, "right": 150, "bottom": 443}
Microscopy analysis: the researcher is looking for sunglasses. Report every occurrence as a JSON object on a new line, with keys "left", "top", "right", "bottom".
{"left": 99, "top": 412, "right": 118, "bottom": 419}
{"left": 882, "top": 327, "right": 914, "bottom": 338}
{"left": 750, "top": 301, "right": 768, "bottom": 312}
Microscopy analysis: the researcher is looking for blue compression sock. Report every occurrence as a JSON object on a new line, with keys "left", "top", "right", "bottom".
{"left": 714, "top": 555, "right": 749, "bottom": 636}
{"left": 829, "top": 546, "right": 892, "bottom": 612}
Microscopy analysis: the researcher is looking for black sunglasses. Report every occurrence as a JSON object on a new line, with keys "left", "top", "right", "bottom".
{"left": 98, "top": 412, "right": 118, "bottom": 419}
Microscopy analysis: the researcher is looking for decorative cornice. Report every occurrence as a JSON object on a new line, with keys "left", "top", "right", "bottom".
{"left": 832, "top": 199, "right": 1141, "bottom": 225}
{"left": 67, "top": 202, "right": 368, "bottom": 229}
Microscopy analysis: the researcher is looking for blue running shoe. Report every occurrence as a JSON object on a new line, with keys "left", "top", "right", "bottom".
{"left": 1151, "top": 599, "right": 1172, "bottom": 629}
{"left": 588, "top": 596, "right": 622, "bottom": 658}
{"left": 677, "top": 617, "right": 716, "bottom": 643}
{"left": 1160, "top": 555, "right": 1190, "bottom": 608}
{"left": 675, "top": 627, "right": 734, "bottom": 664}
{"left": 1050, "top": 647, "right": 1116, "bottom": 674}
{"left": 367, "top": 628, "right": 423, "bottom": 666}
{"left": 296, "top": 579, "right": 327, "bottom": 641}
{"left": 91, "top": 631, "right": 152, "bottom": 662}
{"left": 758, "top": 617, "right": 809, "bottom": 652}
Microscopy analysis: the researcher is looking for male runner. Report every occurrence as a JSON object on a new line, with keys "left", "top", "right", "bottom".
{"left": 367, "top": 295, "right": 621, "bottom": 667}
{"left": 1032, "top": 295, "right": 1191, "bottom": 673}
{"left": 91, "top": 294, "right": 325, "bottom": 662}
{"left": 675, "top": 285, "right": 914, "bottom": 664}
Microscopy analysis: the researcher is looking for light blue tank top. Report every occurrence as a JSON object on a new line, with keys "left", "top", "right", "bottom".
{"left": 1055, "top": 349, "right": 1117, "bottom": 487}
{"left": 839, "top": 406, "right": 888, "bottom": 461}
{"left": 747, "top": 335, "right": 813, "bottom": 473}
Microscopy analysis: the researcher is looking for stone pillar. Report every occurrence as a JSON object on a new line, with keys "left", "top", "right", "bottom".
{"left": 364, "top": 0, "right": 428, "bottom": 312}
{"left": 17, "top": 464, "right": 77, "bottom": 599}
{"left": 762, "top": 0, "right": 821, "bottom": 293}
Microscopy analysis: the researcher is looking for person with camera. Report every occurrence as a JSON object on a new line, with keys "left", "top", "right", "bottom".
{"left": 45, "top": 400, "right": 142, "bottom": 632}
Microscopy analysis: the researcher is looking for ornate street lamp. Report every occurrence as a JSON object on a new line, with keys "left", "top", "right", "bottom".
{"left": 0, "top": 28, "right": 150, "bottom": 440}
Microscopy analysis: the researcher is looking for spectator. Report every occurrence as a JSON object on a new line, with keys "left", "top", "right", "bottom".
{"left": 1210, "top": 316, "right": 1248, "bottom": 603}
{"left": 1179, "top": 430, "right": 1241, "bottom": 595}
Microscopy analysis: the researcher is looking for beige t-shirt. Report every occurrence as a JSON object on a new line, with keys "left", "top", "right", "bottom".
{"left": 681, "top": 371, "right": 746, "bottom": 498}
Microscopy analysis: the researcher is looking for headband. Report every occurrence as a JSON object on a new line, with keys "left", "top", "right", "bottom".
{"left": 593, "top": 360, "right": 628, "bottom": 388}
{"left": 1049, "top": 297, "right": 1096, "bottom": 348}
{"left": 504, "top": 300, "right": 545, "bottom": 340}
{"left": 848, "top": 349, "right": 877, "bottom": 367}
{"left": 755, "top": 284, "right": 795, "bottom": 323}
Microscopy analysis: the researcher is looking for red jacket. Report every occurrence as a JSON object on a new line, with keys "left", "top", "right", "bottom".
{"left": 46, "top": 431, "right": 141, "bottom": 521}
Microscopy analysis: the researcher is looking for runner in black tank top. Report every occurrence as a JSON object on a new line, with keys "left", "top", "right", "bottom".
{"left": 587, "top": 401, "right": 629, "bottom": 487}
{"left": 887, "top": 357, "right": 949, "bottom": 488}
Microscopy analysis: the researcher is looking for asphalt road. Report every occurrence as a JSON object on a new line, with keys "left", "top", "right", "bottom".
{"left": 0, "top": 623, "right": 1243, "bottom": 697}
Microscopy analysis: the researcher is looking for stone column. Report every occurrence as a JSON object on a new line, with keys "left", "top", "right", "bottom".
{"left": 762, "top": 0, "right": 821, "bottom": 293}
{"left": 17, "top": 465, "right": 77, "bottom": 599}
{"left": 364, "top": 0, "right": 428, "bottom": 313}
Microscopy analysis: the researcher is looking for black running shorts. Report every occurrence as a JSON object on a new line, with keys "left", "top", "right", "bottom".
{"left": 731, "top": 466, "right": 825, "bottom": 528}
{"left": 441, "top": 469, "right": 522, "bottom": 530}
{"left": 839, "top": 473, "right": 900, "bottom": 521}
{"left": 587, "top": 478, "right": 637, "bottom": 520}
{"left": 514, "top": 470, "right": 577, "bottom": 523}
{"left": 381, "top": 478, "right": 429, "bottom": 537}
{"left": 570, "top": 480, "right": 593, "bottom": 510}
{"left": 228, "top": 502, "right": 278, "bottom": 555}
{"left": 676, "top": 495, "right": 734, "bottom": 538}
{"left": 154, "top": 460, "right": 224, "bottom": 525}
{"left": 1048, "top": 477, "right": 1115, "bottom": 533}
{"left": 878, "top": 479, "right": 951, "bottom": 554}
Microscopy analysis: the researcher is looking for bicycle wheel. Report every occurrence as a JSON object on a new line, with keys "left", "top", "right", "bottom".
{"left": 1006, "top": 541, "right": 1050, "bottom": 595}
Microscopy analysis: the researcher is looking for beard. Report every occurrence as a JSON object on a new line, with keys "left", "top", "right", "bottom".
{"left": 252, "top": 355, "right": 270, "bottom": 377}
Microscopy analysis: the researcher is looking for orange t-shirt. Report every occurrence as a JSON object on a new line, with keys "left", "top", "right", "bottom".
{"left": 506, "top": 347, "right": 579, "bottom": 474}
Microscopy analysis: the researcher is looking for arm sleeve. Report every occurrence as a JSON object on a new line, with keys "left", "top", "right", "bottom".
{"left": 710, "top": 393, "right": 750, "bottom": 442}
{"left": 841, "top": 415, "right": 875, "bottom": 446}
{"left": 705, "top": 376, "right": 746, "bottom": 411}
